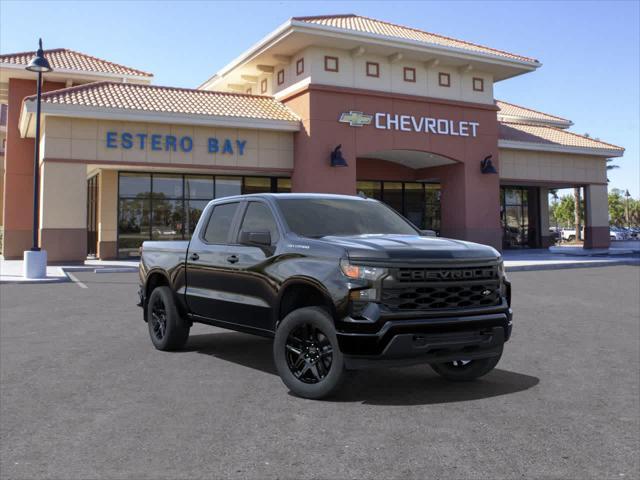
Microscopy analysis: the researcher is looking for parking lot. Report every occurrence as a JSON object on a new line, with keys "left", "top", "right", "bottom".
{"left": 1, "top": 266, "right": 638, "bottom": 479}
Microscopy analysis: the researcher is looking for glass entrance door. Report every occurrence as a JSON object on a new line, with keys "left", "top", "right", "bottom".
{"left": 501, "top": 186, "right": 539, "bottom": 248}
{"left": 86, "top": 175, "right": 99, "bottom": 257}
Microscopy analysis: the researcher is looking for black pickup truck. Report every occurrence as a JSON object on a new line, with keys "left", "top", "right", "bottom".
{"left": 138, "top": 193, "right": 512, "bottom": 399}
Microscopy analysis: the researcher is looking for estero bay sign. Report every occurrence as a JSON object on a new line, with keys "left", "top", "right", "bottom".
{"left": 105, "top": 131, "right": 248, "bottom": 155}
{"left": 339, "top": 111, "right": 480, "bottom": 137}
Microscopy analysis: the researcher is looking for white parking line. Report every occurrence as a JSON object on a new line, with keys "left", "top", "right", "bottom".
{"left": 66, "top": 272, "right": 88, "bottom": 289}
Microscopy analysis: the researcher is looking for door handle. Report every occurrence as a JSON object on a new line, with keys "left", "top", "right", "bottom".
{"left": 189, "top": 253, "right": 199, "bottom": 261}
{"left": 226, "top": 255, "right": 239, "bottom": 264}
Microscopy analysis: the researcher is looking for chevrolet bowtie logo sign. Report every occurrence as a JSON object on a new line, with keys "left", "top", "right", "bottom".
{"left": 338, "top": 111, "right": 373, "bottom": 127}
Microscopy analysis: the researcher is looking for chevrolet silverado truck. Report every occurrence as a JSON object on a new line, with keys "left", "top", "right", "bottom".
{"left": 138, "top": 194, "right": 512, "bottom": 399}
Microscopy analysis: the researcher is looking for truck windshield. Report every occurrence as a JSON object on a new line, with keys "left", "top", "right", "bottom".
{"left": 275, "top": 198, "right": 418, "bottom": 238}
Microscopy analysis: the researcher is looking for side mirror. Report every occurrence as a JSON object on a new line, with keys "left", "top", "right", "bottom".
{"left": 240, "top": 230, "right": 272, "bottom": 246}
{"left": 420, "top": 229, "right": 437, "bottom": 237}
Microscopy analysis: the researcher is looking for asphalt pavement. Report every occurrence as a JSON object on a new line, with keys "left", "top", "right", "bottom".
{"left": 1, "top": 266, "right": 638, "bottom": 479}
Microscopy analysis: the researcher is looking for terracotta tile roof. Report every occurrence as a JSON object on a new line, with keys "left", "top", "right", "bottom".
{"left": 499, "top": 122, "right": 624, "bottom": 154}
{"left": 496, "top": 100, "right": 572, "bottom": 126}
{"left": 27, "top": 81, "right": 299, "bottom": 122}
{"left": 0, "top": 48, "right": 152, "bottom": 78}
{"left": 293, "top": 14, "right": 538, "bottom": 64}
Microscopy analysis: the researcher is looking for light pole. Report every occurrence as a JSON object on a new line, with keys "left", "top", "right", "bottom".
{"left": 23, "top": 39, "right": 52, "bottom": 279}
{"left": 625, "top": 189, "right": 631, "bottom": 229}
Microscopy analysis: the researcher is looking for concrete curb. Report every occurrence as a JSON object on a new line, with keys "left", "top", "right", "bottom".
{"left": 506, "top": 259, "right": 640, "bottom": 272}
{"left": 95, "top": 267, "right": 139, "bottom": 274}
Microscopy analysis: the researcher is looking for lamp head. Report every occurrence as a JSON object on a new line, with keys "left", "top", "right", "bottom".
{"left": 26, "top": 39, "right": 53, "bottom": 73}
{"left": 480, "top": 155, "right": 498, "bottom": 174}
{"left": 330, "top": 144, "right": 348, "bottom": 167}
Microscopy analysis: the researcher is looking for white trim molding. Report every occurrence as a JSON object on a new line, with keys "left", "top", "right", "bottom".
{"left": 19, "top": 101, "right": 301, "bottom": 138}
{"left": 498, "top": 140, "right": 624, "bottom": 158}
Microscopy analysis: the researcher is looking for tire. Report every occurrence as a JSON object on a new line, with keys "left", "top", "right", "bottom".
{"left": 430, "top": 351, "right": 502, "bottom": 382}
{"left": 567, "top": 235, "right": 575, "bottom": 242}
{"left": 146, "top": 286, "right": 190, "bottom": 351}
{"left": 273, "top": 306, "right": 346, "bottom": 399}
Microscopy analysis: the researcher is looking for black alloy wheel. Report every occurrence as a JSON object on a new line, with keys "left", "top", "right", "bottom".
{"left": 146, "top": 286, "right": 190, "bottom": 351}
{"left": 285, "top": 323, "right": 334, "bottom": 384}
{"left": 273, "top": 306, "right": 346, "bottom": 399}
{"left": 150, "top": 295, "right": 168, "bottom": 342}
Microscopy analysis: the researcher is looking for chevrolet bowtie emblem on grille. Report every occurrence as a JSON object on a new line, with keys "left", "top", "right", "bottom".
{"left": 481, "top": 289, "right": 492, "bottom": 296}
{"left": 339, "top": 111, "right": 373, "bottom": 127}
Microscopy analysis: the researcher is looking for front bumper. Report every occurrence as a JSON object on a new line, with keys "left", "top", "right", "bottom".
{"left": 338, "top": 309, "right": 512, "bottom": 370}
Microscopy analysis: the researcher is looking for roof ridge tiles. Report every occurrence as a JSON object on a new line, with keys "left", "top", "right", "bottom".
{"left": 499, "top": 121, "right": 624, "bottom": 151}
{"left": 0, "top": 48, "right": 153, "bottom": 77}
{"left": 497, "top": 99, "right": 571, "bottom": 123}
{"left": 294, "top": 14, "right": 538, "bottom": 64}
{"left": 28, "top": 81, "right": 283, "bottom": 101}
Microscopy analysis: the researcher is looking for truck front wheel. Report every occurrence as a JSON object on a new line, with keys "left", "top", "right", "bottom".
{"left": 430, "top": 352, "right": 502, "bottom": 381}
{"left": 146, "top": 286, "right": 190, "bottom": 351}
{"left": 273, "top": 307, "right": 346, "bottom": 399}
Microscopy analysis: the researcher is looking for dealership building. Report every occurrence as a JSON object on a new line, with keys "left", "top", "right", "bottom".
{"left": 0, "top": 14, "right": 624, "bottom": 261}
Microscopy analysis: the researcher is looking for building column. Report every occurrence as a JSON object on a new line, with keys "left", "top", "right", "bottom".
{"left": 428, "top": 162, "right": 502, "bottom": 250}
{"left": 98, "top": 170, "right": 118, "bottom": 259}
{"left": 2, "top": 78, "right": 65, "bottom": 259}
{"left": 285, "top": 91, "right": 357, "bottom": 195}
{"left": 539, "top": 187, "right": 553, "bottom": 247}
{"left": 39, "top": 161, "right": 87, "bottom": 262}
{"left": 584, "top": 184, "right": 610, "bottom": 249}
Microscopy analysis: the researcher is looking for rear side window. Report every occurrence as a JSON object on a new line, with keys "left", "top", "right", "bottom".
{"left": 239, "top": 202, "right": 279, "bottom": 243}
{"left": 203, "top": 202, "right": 239, "bottom": 244}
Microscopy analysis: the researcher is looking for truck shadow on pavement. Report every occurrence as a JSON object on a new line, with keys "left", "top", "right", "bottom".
{"left": 186, "top": 332, "right": 540, "bottom": 406}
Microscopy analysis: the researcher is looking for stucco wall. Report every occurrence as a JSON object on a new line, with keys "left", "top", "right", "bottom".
{"left": 273, "top": 46, "right": 494, "bottom": 105}
{"left": 499, "top": 148, "right": 607, "bottom": 184}
{"left": 41, "top": 117, "right": 294, "bottom": 171}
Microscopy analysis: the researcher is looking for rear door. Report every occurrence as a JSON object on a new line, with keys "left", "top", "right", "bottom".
{"left": 185, "top": 201, "right": 242, "bottom": 322}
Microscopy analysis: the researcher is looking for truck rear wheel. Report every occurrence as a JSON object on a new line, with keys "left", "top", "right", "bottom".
{"left": 273, "top": 307, "right": 345, "bottom": 399}
{"left": 430, "top": 352, "right": 502, "bottom": 382}
{"left": 147, "top": 286, "right": 190, "bottom": 351}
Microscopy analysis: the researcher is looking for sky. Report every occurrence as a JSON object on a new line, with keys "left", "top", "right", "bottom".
{"left": 1, "top": 0, "right": 638, "bottom": 197}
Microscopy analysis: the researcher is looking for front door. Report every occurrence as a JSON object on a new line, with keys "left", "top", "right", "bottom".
{"left": 86, "top": 175, "right": 99, "bottom": 257}
{"left": 224, "top": 200, "right": 281, "bottom": 330}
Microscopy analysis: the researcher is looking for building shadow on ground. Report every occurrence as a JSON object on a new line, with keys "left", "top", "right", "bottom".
{"left": 186, "top": 331, "right": 540, "bottom": 406}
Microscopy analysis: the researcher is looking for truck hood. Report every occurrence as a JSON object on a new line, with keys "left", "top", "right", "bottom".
{"left": 316, "top": 234, "right": 500, "bottom": 262}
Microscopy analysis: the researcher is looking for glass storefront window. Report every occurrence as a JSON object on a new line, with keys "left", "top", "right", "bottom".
{"left": 215, "top": 176, "right": 242, "bottom": 199}
{"left": 151, "top": 199, "right": 184, "bottom": 241}
{"left": 404, "top": 183, "right": 424, "bottom": 228}
{"left": 383, "top": 182, "right": 403, "bottom": 213}
{"left": 118, "top": 197, "right": 151, "bottom": 258}
{"left": 356, "top": 180, "right": 441, "bottom": 231}
{"left": 119, "top": 173, "right": 151, "bottom": 197}
{"left": 277, "top": 178, "right": 291, "bottom": 193}
{"left": 356, "top": 181, "right": 382, "bottom": 200}
{"left": 244, "top": 177, "right": 272, "bottom": 195}
{"left": 152, "top": 175, "right": 183, "bottom": 199}
{"left": 185, "top": 176, "right": 214, "bottom": 199}
{"left": 117, "top": 173, "right": 289, "bottom": 257}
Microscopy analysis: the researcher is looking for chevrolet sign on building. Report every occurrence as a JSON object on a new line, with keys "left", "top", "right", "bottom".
{"left": 0, "top": 14, "right": 624, "bottom": 262}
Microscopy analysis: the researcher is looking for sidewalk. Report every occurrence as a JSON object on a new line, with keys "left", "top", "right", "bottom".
{"left": 502, "top": 249, "right": 639, "bottom": 272}
{"left": 0, "top": 258, "right": 139, "bottom": 284}
{"left": 2, "top": 250, "right": 638, "bottom": 284}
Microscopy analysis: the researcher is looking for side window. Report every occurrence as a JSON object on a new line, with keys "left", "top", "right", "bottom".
{"left": 239, "top": 202, "right": 279, "bottom": 243}
{"left": 203, "top": 202, "right": 239, "bottom": 244}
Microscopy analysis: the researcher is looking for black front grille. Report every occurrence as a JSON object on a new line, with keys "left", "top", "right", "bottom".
{"left": 381, "top": 282, "right": 501, "bottom": 311}
{"left": 396, "top": 266, "right": 498, "bottom": 282}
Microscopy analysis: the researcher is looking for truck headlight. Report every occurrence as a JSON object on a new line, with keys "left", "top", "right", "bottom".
{"left": 497, "top": 259, "right": 507, "bottom": 279}
{"left": 340, "top": 259, "right": 387, "bottom": 281}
